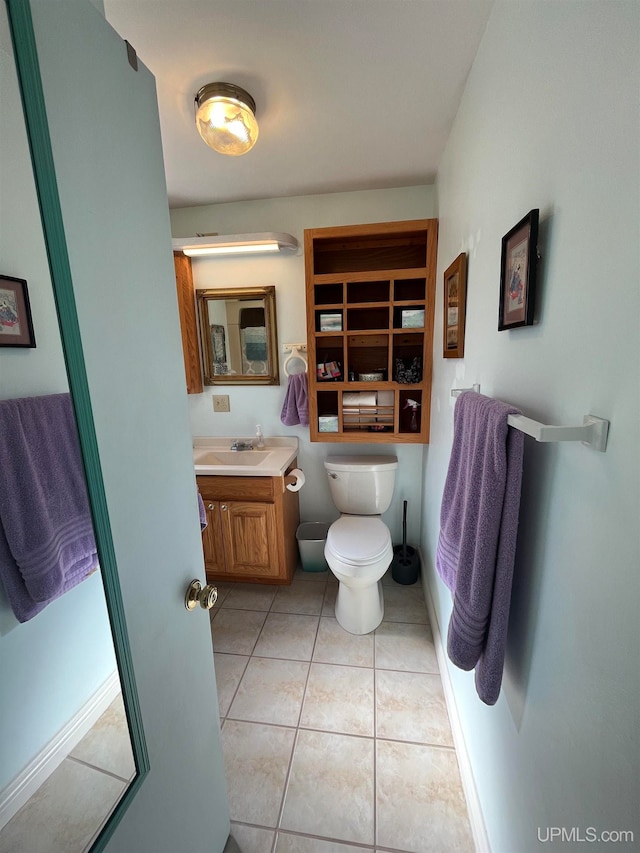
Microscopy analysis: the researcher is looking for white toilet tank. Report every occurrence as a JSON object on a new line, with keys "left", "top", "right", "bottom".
{"left": 324, "top": 455, "right": 398, "bottom": 515}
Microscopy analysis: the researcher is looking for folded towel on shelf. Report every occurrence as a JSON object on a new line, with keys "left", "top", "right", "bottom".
{"left": 0, "top": 393, "right": 98, "bottom": 622}
{"left": 436, "top": 391, "right": 524, "bottom": 705}
{"left": 376, "top": 391, "right": 394, "bottom": 408}
{"left": 280, "top": 372, "right": 309, "bottom": 426}
{"left": 342, "top": 391, "right": 377, "bottom": 407}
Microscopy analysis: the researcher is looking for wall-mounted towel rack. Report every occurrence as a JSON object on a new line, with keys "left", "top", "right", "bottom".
{"left": 451, "top": 386, "right": 610, "bottom": 452}
{"left": 283, "top": 343, "right": 308, "bottom": 376}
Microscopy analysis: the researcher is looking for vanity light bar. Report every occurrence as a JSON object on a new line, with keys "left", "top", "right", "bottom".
{"left": 172, "top": 232, "right": 298, "bottom": 257}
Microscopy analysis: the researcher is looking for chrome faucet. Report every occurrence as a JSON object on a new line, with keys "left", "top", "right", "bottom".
{"left": 230, "top": 440, "right": 254, "bottom": 451}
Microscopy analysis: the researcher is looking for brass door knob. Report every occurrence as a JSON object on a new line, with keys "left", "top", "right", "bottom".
{"left": 184, "top": 579, "right": 218, "bottom": 611}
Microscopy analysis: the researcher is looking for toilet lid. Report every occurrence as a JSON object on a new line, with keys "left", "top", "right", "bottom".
{"left": 326, "top": 516, "right": 391, "bottom": 565}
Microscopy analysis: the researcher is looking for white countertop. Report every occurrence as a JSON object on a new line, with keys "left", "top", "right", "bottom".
{"left": 193, "top": 436, "right": 299, "bottom": 477}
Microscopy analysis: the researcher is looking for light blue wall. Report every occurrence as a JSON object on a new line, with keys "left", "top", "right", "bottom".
{"left": 171, "top": 186, "right": 436, "bottom": 544}
{"left": 0, "top": 5, "right": 116, "bottom": 789}
{"left": 423, "top": 2, "right": 640, "bottom": 850}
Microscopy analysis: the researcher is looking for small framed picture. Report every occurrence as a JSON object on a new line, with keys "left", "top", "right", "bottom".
{"left": 0, "top": 275, "right": 36, "bottom": 348}
{"left": 400, "top": 308, "right": 425, "bottom": 329}
{"left": 319, "top": 312, "right": 342, "bottom": 332}
{"left": 443, "top": 253, "right": 467, "bottom": 358}
{"left": 498, "top": 209, "right": 539, "bottom": 330}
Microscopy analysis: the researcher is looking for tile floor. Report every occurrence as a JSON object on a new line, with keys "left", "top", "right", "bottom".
{"left": 0, "top": 694, "right": 135, "bottom": 853}
{"left": 214, "top": 569, "right": 474, "bottom": 853}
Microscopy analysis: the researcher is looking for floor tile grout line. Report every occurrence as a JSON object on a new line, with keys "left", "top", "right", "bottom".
{"left": 221, "top": 715, "right": 457, "bottom": 752}
{"left": 296, "top": 617, "right": 321, "bottom": 727}
{"left": 270, "top": 607, "right": 321, "bottom": 847}
{"left": 373, "top": 670, "right": 378, "bottom": 849}
{"left": 220, "top": 602, "right": 429, "bottom": 626}
{"left": 66, "top": 755, "right": 131, "bottom": 785}
{"left": 218, "top": 650, "right": 375, "bottom": 671}
{"left": 218, "top": 652, "right": 251, "bottom": 721}
{"left": 273, "top": 825, "right": 378, "bottom": 850}
{"left": 271, "top": 708, "right": 301, "bottom": 850}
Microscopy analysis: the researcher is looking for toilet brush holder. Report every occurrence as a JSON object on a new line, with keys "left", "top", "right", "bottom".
{"left": 390, "top": 499, "right": 420, "bottom": 584}
{"left": 391, "top": 544, "right": 420, "bottom": 584}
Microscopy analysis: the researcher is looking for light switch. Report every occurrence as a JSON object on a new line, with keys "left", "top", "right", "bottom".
{"left": 213, "top": 395, "right": 230, "bottom": 413}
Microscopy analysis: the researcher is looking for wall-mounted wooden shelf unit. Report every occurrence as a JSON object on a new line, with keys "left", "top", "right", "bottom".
{"left": 304, "top": 220, "right": 438, "bottom": 443}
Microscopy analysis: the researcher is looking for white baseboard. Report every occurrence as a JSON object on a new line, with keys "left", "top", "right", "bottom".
{"left": 0, "top": 670, "right": 121, "bottom": 830}
{"left": 420, "top": 558, "right": 491, "bottom": 853}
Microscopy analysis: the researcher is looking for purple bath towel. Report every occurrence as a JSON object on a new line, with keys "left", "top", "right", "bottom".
{"left": 0, "top": 394, "right": 98, "bottom": 622}
{"left": 435, "top": 391, "right": 524, "bottom": 705}
{"left": 280, "top": 372, "right": 309, "bottom": 426}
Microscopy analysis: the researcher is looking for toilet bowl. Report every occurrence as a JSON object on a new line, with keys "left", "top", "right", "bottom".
{"left": 323, "top": 455, "right": 398, "bottom": 635}
{"left": 325, "top": 515, "right": 393, "bottom": 634}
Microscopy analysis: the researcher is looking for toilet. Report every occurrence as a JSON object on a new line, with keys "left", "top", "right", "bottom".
{"left": 323, "top": 455, "right": 398, "bottom": 634}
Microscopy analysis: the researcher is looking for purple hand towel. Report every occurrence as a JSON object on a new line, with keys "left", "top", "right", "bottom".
{"left": 0, "top": 394, "right": 98, "bottom": 622}
{"left": 280, "top": 372, "right": 309, "bottom": 426}
{"left": 435, "top": 391, "right": 524, "bottom": 705}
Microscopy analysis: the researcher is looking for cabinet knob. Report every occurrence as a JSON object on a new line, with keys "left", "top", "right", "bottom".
{"left": 221, "top": 504, "right": 228, "bottom": 511}
{"left": 208, "top": 503, "right": 215, "bottom": 510}
{"left": 184, "top": 579, "right": 218, "bottom": 611}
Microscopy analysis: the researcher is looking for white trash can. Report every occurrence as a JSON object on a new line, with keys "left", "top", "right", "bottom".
{"left": 296, "top": 522, "right": 330, "bottom": 572}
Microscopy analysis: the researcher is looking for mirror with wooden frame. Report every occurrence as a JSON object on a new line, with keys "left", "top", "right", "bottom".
{"left": 197, "top": 286, "right": 279, "bottom": 385}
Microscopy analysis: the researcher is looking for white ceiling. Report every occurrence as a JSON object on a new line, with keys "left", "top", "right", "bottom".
{"left": 104, "top": 0, "right": 493, "bottom": 209}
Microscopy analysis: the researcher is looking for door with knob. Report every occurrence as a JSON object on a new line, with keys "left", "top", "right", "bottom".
{"left": 9, "top": 1, "right": 230, "bottom": 850}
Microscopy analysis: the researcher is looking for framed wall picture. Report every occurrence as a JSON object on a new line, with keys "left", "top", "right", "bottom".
{"left": 498, "top": 209, "right": 539, "bottom": 330}
{"left": 443, "top": 253, "right": 467, "bottom": 358}
{"left": 0, "top": 275, "right": 36, "bottom": 347}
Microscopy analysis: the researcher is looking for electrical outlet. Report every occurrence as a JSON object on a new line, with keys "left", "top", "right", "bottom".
{"left": 212, "top": 395, "right": 230, "bottom": 413}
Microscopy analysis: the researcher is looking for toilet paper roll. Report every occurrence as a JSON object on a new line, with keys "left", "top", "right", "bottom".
{"left": 285, "top": 468, "right": 306, "bottom": 492}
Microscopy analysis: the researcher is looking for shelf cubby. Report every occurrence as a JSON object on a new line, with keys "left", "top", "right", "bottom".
{"left": 346, "top": 306, "right": 390, "bottom": 331}
{"left": 314, "top": 282, "right": 344, "bottom": 305}
{"left": 347, "top": 280, "right": 390, "bottom": 304}
{"left": 394, "top": 277, "right": 426, "bottom": 302}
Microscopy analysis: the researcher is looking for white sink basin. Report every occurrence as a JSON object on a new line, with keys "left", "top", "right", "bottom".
{"left": 195, "top": 450, "right": 271, "bottom": 467}
{"left": 193, "top": 437, "right": 299, "bottom": 477}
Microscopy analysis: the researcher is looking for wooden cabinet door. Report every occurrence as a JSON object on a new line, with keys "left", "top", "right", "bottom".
{"left": 174, "top": 253, "right": 203, "bottom": 394}
{"left": 220, "top": 501, "right": 279, "bottom": 577}
{"left": 201, "top": 500, "right": 226, "bottom": 577}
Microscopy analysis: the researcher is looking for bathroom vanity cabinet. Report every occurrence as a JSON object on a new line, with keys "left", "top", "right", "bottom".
{"left": 304, "top": 219, "right": 438, "bottom": 443}
{"left": 196, "top": 468, "right": 300, "bottom": 584}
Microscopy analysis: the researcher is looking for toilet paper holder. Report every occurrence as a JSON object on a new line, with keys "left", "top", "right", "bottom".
{"left": 284, "top": 468, "right": 305, "bottom": 492}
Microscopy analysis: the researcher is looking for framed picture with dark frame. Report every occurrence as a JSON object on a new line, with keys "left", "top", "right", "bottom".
{"left": 0, "top": 274, "right": 36, "bottom": 348}
{"left": 443, "top": 252, "right": 467, "bottom": 358}
{"left": 498, "top": 209, "right": 539, "bottom": 330}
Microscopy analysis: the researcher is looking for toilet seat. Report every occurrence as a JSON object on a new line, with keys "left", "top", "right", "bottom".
{"left": 325, "top": 516, "right": 392, "bottom": 577}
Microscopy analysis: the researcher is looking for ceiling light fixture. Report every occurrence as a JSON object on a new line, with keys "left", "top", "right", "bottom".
{"left": 172, "top": 233, "right": 298, "bottom": 257}
{"left": 194, "top": 82, "right": 259, "bottom": 156}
